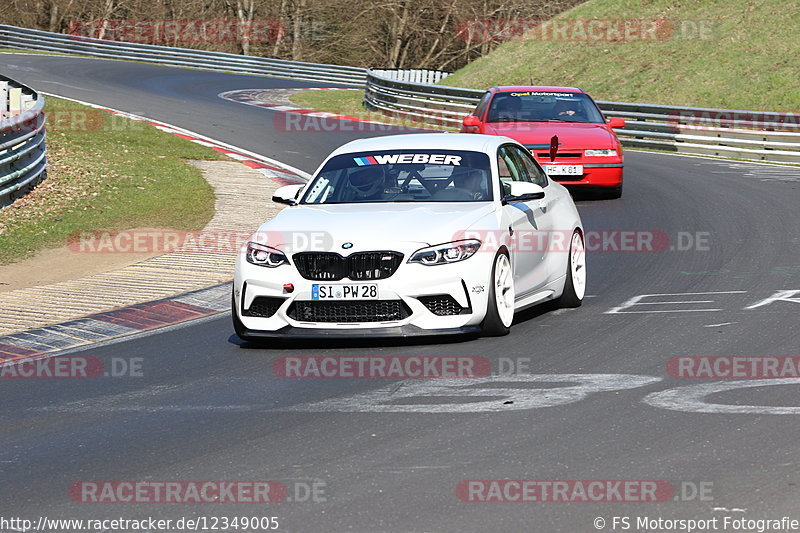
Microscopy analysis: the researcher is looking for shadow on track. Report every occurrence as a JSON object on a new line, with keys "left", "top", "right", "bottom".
{"left": 227, "top": 300, "right": 563, "bottom": 351}
{"left": 227, "top": 332, "right": 479, "bottom": 350}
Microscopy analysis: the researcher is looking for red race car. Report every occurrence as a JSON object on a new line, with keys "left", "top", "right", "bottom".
{"left": 461, "top": 86, "right": 626, "bottom": 198}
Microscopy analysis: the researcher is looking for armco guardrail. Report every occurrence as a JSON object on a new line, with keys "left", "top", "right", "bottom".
{"left": 0, "top": 24, "right": 368, "bottom": 86}
{"left": 0, "top": 75, "right": 47, "bottom": 207}
{"left": 365, "top": 69, "right": 800, "bottom": 164}
{"left": 365, "top": 70, "right": 482, "bottom": 126}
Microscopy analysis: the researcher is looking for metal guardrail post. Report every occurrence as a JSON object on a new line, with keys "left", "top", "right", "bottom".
{"left": 0, "top": 81, "right": 8, "bottom": 118}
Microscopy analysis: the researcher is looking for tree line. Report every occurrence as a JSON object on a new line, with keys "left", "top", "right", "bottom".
{"left": 1, "top": 0, "right": 582, "bottom": 70}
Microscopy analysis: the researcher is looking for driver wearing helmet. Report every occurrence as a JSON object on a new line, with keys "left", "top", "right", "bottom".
{"left": 452, "top": 168, "right": 486, "bottom": 200}
{"left": 554, "top": 99, "right": 585, "bottom": 120}
{"left": 348, "top": 166, "right": 385, "bottom": 201}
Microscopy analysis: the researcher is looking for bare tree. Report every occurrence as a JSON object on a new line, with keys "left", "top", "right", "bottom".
{"left": 0, "top": 0, "right": 586, "bottom": 70}
{"left": 223, "top": 0, "right": 255, "bottom": 55}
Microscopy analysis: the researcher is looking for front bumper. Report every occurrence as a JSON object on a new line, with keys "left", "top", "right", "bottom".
{"left": 234, "top": 251, "right": 495, "bottom": 335}
{"left": 537, "top": 159, "right": 623, "bottom": 188}
{"left": 237, "top": 324, "right": 481, "bottom": 339}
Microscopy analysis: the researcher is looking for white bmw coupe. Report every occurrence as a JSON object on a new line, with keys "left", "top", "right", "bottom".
{"left": 233, "top": 133, "right": 585, "bottom": 339}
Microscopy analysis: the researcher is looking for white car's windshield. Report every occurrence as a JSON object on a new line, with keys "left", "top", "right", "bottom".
{"left": 300, "top": 149, "right": 493, "bottom": 204}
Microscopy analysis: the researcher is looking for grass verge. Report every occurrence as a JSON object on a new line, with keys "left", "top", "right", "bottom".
{"left": 442, "top": 0, "right": 800, "bottom": 111}
{"left": 0, "top": 96, "right": 223, "bottom": 265}
{"left": 0, "top": 48, "right": 68, "bottom": 55}
{"left": 288, "top": 90, "right": 458, "bottom": 131}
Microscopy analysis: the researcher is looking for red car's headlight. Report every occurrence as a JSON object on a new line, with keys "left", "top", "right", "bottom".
{"left": 584, "top": 149, "right": 618, "bottom": 157}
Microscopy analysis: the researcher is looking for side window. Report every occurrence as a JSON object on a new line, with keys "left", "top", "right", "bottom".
{"left": 497, "top": 146, "right": 523, "bottom": 196}
{"left": 509, "top": 145, "right": 549, "bottom": 187}
{"left": 474, "top": 92, "right": 492, "bottom": 119}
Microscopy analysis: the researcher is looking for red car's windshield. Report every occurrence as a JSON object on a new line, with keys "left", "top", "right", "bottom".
{"left": 487, "top": 91, "right": 605, "bottom": 124}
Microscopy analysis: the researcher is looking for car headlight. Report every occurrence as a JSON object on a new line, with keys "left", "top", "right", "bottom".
{"left": 584, "top": 149, "right": 618, "bottom": 157}
{"left": 245, "top": 242, "right": 288, "bottom": 267}
{"left": 408, "top": 239, "right": 481, "bottom": 266}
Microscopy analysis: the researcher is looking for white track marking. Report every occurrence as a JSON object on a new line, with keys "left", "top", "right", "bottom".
{"left": 644, "top": 379, "right": 800, "bottom": 414}
{"left": 744, "top": 289, "right": 800, "bottom": 309}
{"left": 606, "top": 291, "right": 748, "bottom": 314}
{"left": 286, "top": 374, "right": 662, "bottom": 413}
{"left": 28, "top": 371, "right": 800, "bottom": 416}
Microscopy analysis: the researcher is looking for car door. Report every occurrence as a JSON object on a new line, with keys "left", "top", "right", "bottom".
{"left": 507, "top": 145, "right": 564, "bottom": 287}
{"left": 497, "top": 144, "right": 552, "bottom": 295}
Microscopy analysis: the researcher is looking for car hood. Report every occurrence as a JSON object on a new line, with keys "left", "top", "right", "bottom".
{"left": 484, "top": 122, "right": 617, "bottom": 150}
{"left": 252, "top": 202, "right": 497, "bottom": 254}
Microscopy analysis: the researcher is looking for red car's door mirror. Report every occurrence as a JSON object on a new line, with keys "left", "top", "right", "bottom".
{"left": 462, "top": 115, "right": 481, "bottom": 133}
{"left": 607, "top": 117, "right": 626, "bottom": 128}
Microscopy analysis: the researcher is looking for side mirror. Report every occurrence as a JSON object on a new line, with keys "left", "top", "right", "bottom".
{"left": 272, "top": 184, "right": 303, "bottom": 205}
{"left": 502, "top": 181, "right": 545, "bottom": 203}
{"left": 461, "top": 115, "right": 481, "bottom": 133}
{"left": 607, "top": 117, "right": 626, "bottom": 129}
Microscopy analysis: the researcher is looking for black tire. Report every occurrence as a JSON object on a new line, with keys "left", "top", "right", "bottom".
{"left": 555, "top": 231, "right": 584, "bottom": 308}
{"left": 481, "top": 252, "right": 513, "bottom": 337}
{"left": 231, "top": 291, "right": 250, "bottom": 340}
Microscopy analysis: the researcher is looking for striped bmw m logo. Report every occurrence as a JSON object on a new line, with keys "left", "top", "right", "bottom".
{"left": 353, "top": 156, "right": 378, "bottom": 166}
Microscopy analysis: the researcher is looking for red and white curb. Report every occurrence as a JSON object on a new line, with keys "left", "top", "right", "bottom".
{"left": 219, "top": 88, "right": 399, "bottom": 127}
{"left": 0, "top": 282, "right": 231, "bottom": 365}
{"left": 43, "top": 92, "right": 310, "bottom": 186}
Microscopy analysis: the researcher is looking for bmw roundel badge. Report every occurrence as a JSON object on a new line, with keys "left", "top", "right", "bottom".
{"left": 342, "top": 242, "right": 353, "bottom": 249}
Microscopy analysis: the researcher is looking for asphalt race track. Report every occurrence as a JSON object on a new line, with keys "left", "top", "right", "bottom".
{"left": 2, "top": 54, "right": 800, "bottom": 532}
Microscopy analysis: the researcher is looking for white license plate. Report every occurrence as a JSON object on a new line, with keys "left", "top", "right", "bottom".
{"left": 544, "top": 165, "right": 583, "bottom": 176}
{"left": 311, "top": 283, "right": 378, "bottom": 300}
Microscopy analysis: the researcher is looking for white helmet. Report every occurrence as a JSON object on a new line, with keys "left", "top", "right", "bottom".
{"left": 348, "top": 167, "right": 384, "bottom": 199}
